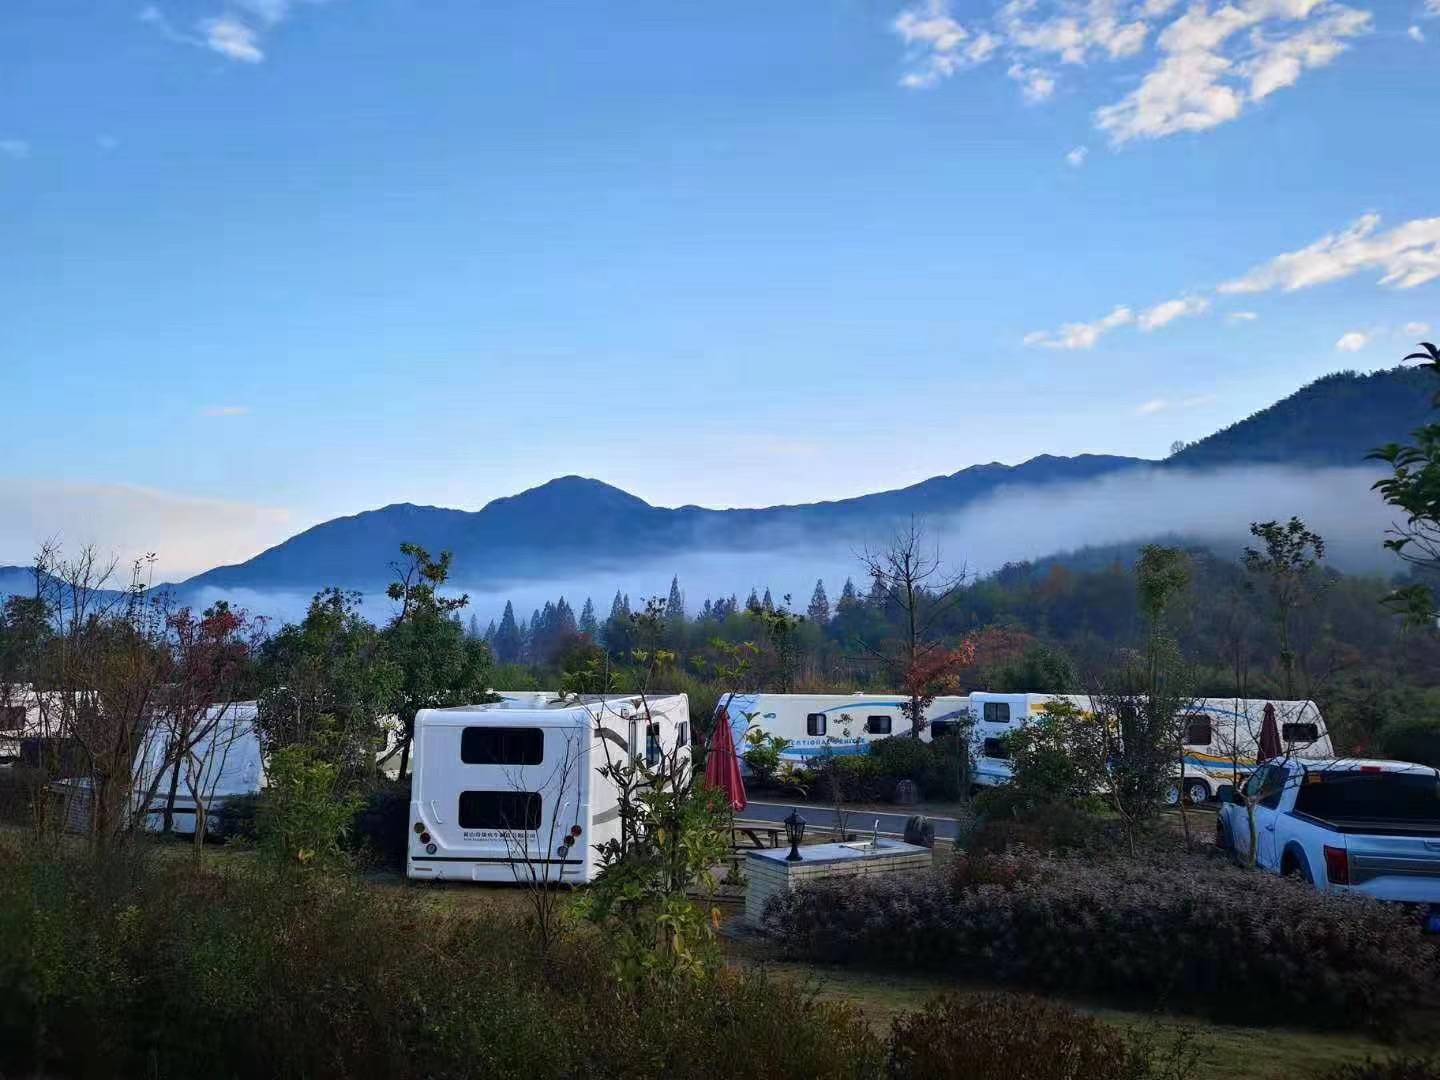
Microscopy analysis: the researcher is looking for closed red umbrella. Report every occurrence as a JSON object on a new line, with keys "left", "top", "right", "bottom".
{"left": 1258, "top": 703, "right": 1283, "bottom": 761}
{"left": 705, "top": 706, "right": 748, "bottom": 813}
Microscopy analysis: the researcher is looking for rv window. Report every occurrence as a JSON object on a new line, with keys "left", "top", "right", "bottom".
{"left": 1283, "top": 722, "right": 1319, "bottom": 744}
{"left": 930, "top": 720, "right": 955, "bottom": 739}
{"left": 1183, "top": 717, "right": 1212, "bottom": 746}
{"left": 807, "top": 713, "right": 827, "bottom": 737}
{"left": 865, "top": 715, "right": 891, "bottom": 735}
{"left": 982, "top": 737, "right": 1010, "bottom": 760}
{"left": 460, "top": 727, "right": 544, "bottom": 766}
{"left": 458, "top": 791, "right": 542, "bottom": 830}
{"left": 676, "top": 722, "right": 688, "bottom": 748}
{"left": 645, "top": 723, "right": 661, "bottom": 767}
{"left": 0, "top": 706, "right": 24, "bottom": 732}
{"left": 983, "top": 702, "right": 1011, "bottom": 724}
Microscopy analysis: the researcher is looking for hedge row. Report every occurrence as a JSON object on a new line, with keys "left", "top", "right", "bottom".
{"left": 764, "top": 850, "right": 1440, "bottom": 1032}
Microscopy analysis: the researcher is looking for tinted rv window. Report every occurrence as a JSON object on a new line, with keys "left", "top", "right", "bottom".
{"left": 460, "top": 727, "right": 544, "bottom": 766}
{"left": 458, "top": 791, "right": 542, "bottom": 830}
{"left": 1183, "top": 717, "right": 1212, "bottom": 746}
{"left": 865, "top": 715, "right": 891, "bottom": 735}
{"left": 982, "top": 737, "right": 1010, "bottom": 760}
{"left": 645, "top": 723, "right": 661, "bottom": 766}
{"left": 807, "top": 713, "right": 827, "bottom": 736}
{"left": 930, "top": 720, "right": 955, "bottom": 739}
{"left": 675, "top": 722, "right": 688, "bottom": 747}
{"left": 983, "top": 702, "right": 1010, "bottom": 724}
{"left": 1283, "top": 722, "right": 1319, "bottom": 744}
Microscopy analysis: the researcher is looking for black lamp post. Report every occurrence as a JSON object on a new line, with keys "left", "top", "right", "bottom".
{"left": 784, "top": 808, "right": 806, "bottom": 861}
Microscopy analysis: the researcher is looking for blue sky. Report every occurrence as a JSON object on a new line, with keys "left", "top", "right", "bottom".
{"left": 4, "top": 0, "right": 1438, "bottom": 577}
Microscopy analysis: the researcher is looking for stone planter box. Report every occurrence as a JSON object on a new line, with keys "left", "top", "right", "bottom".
{"left": 744, "top": 839, "right": 933, "bottom": 926}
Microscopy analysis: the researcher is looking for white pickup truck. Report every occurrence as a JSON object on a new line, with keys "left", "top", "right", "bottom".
{"left": 1215, "top": 757, "right": 1440, "bottom": 933}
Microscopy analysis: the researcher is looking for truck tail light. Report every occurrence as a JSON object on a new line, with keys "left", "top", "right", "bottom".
{"left": 1323, "top": 845, "right": 1350, "bottom": 885}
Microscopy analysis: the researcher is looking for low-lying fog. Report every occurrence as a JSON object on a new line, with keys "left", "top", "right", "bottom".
{"left": 187, "top": 465, "right": 1400, "bottom": 628}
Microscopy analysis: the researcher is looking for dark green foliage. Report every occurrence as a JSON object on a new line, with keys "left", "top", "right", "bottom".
{"left": 966, "top": 797, "right": 1107, "bottom": 855}
{"left": 1379, "top": 714, "right": 1440, "bottom": 767}
{"left": 764, "top": 851, "right": 1439, "bottom": 1031}
{"left": 888, "top": 993, "right": 1186, "bottom": 1080}
{"left": 1314, "top": 1059, "right": 1440, "bottom": 1080}
{"left": 350, "top": 778, "right": 410, "bottom": 868}
{"left": 0, "top": 843, "right": 881, "bottom": 1080}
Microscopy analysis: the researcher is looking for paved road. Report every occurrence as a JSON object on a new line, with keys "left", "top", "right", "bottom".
{"left": 739, "top": 799, "right": 964, "bottom": 843}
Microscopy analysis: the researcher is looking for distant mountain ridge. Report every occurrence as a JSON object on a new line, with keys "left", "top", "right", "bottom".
{"left": 1, "top": 364, "right": 1431, "bottom": 604}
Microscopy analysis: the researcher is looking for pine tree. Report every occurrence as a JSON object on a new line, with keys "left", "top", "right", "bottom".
{"left": 484, "top": 619, "right": 497, "bottom": 645}
{"left": 838, "top": 577, "right": 858, "bottom": 610}
{"left": 807, "top": 579, "right": 831, "bottom": 623}
{"left": 466, "top": 613, "right": 482, "bottom": 639}
{"left": 762, "top": 587, "right": 775, "bottom": 612}
{"left": 493, "top": 601, "right": 521, "bottom": 663}
{"left": 699, "top": 598, "right": 713, "bottom": 622}
{"left": 746, "top": 588, "right": 760, "bottom": 611}
{"left": 578, "top": 597, "right": 598, "bottom": 638}
{"left": 666, "top": 575, "right": 685, "bottom": 624}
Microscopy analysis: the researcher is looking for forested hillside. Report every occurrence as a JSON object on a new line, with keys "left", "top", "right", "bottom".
{"left": 1171, "top": 366, "right": 1434, "bottom": 467}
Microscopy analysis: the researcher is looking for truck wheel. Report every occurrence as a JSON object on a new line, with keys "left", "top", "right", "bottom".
{"left": 1282, "top": 851, "right": 1314, "bottom": 885}
{"left": 1185, "top": 779, "right": 1210, "bottom": 805}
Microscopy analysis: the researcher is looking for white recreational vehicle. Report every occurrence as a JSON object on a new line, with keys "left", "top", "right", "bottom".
{"left": 962, "top": 692, "right": 1333, "bottom": 804}
{"left": 407, "top": 692, "right": 691, "bottom": 884}
{"left": 721, "top": 690, "right": 1333, "bottom": 804}
{"left": 715, "top": 692, "right": 976, "bottom": 767}
{"left": 132, "top": 700, "right": 266, "bottom": 835}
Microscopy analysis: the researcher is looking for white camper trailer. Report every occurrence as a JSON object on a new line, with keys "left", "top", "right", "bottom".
{"left": 407, "top": 693, "right": 691, "bottom": 884}
{"left": 133, "top": 700, "right": 266, "bottom": 834}
{"left": 716, "top": 692, "right": 976, "bottom": 770}
{"left": 966, "top": 693, "right": 1334, "bottom": 804}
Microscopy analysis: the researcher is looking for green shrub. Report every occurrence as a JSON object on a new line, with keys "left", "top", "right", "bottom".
{"left": 257, "top": 746, "right": 362, "bottom": 869}
{"left": 764, "top": 851, "right": 1439, "bottom": 1032}
{"left": 0, "top": 840, "right": 882, "bottom": 1080}
{"left": 814, "top": 755, "right": 898, "bottom": 803}
{"left": 888, "top": 993, "right": 1182, "bottom": 1080}
{"left": 1379, "top": 715, "right": 1440, "bottom": 768}
{"left": 968, "top": 795, "right": 1106, "bottom": 854}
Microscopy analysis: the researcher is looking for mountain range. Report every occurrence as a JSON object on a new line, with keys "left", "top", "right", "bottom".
{"left": 1, "top": 365, "right": 1433, "bottom": 612}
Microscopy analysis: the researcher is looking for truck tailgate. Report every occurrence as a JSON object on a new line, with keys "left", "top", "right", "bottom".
{"left": 1343, "top": 833, "right": 1440, "bottom": 903}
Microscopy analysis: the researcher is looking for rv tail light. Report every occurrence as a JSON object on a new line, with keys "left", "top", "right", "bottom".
{"left": 570, "top": 825, "right": 582, "bottom": 838}
{"left": 425, "top": 842, "right": 437, "bottom": 855}
{"left": 556, "top": 844, "right": 568, "bottom": 857}
{"left": 420, "top": 831, "right": 432, "bottom": 845}
{"left": 1323, "top": 845, "right": 1350, "bottom": 885}
{"left": 1360, "top": 766, "right": 1383, "bottom": 774}
{"left": 413, "top": 822, "right": 426, "bottom": 835}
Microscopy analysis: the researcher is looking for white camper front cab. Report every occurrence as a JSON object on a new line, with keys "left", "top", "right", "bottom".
{"left": 408, "top": 693, "right": 691, "bottom": 884}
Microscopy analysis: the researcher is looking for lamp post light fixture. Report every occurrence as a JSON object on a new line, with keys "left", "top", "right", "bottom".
{"left": 784, "top": 808, "right": 806, "bottom": 861}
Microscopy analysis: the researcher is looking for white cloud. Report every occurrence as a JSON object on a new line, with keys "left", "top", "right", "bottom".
{"left": 1008, "top": 61, "right": 1057, "bottom": 101}
{"left": 1024, "top": 304, "right": 1134, "bottom": 349}
{"left": 1335, "top": 330, "right": 1370, "bottom": 351}
{"left": 1135, "top": 392, "right": 1215, "bottom": 416}
{"left": 201, "top": 15, "right": 264, "bottom": 62}
{"left": 1409, "top": 25, "right": 1425, "bottom": 42}
{"left": 1405, "top": 321, "right": 1432, "bottom": 335}
{"left": 1095, "top": 2, "right": 1371, "bottom": 145}
{"left": 1220, "top": 213, "right": 1440, "bottom": 294}
{"left": 1226, "top": 310, "right": 1260, "bottom": 323}
{"left": 1135, "top": 398, "right": 1169, "bottom": 415}
{"left": 1138, "top": 294, "right": 1210, "bottom": 330}
{"left": 201, "top": 405, "right": 251, "bottom": 417}
{"left": 0, "top": 479, "right": 293, "bottom": 583}
{"left": 142, "top": 0, "right": 328, "bottom": 64}
{"left": 1066, "top": 144, "right": 1090, "bottom": 167}
{"left": 891, "top": 0, "right": 1373, "bottom": 145}
{"left": 0, "top": 139, "right": 30, "bottom": 160}
{"left": 894, "top": 0, "right": 998, "bottom": 88}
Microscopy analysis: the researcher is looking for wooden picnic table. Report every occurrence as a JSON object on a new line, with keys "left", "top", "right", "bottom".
{"left": 731, "top": 825, "right": 782, "bottom": 850}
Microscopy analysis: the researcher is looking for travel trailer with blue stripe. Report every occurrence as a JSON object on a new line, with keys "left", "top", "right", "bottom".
{"left": 720, "top": 691, "right": 1331, "bottom": 804}
{"left": 716, "top": 693, "right": 977, "bottom": 768}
